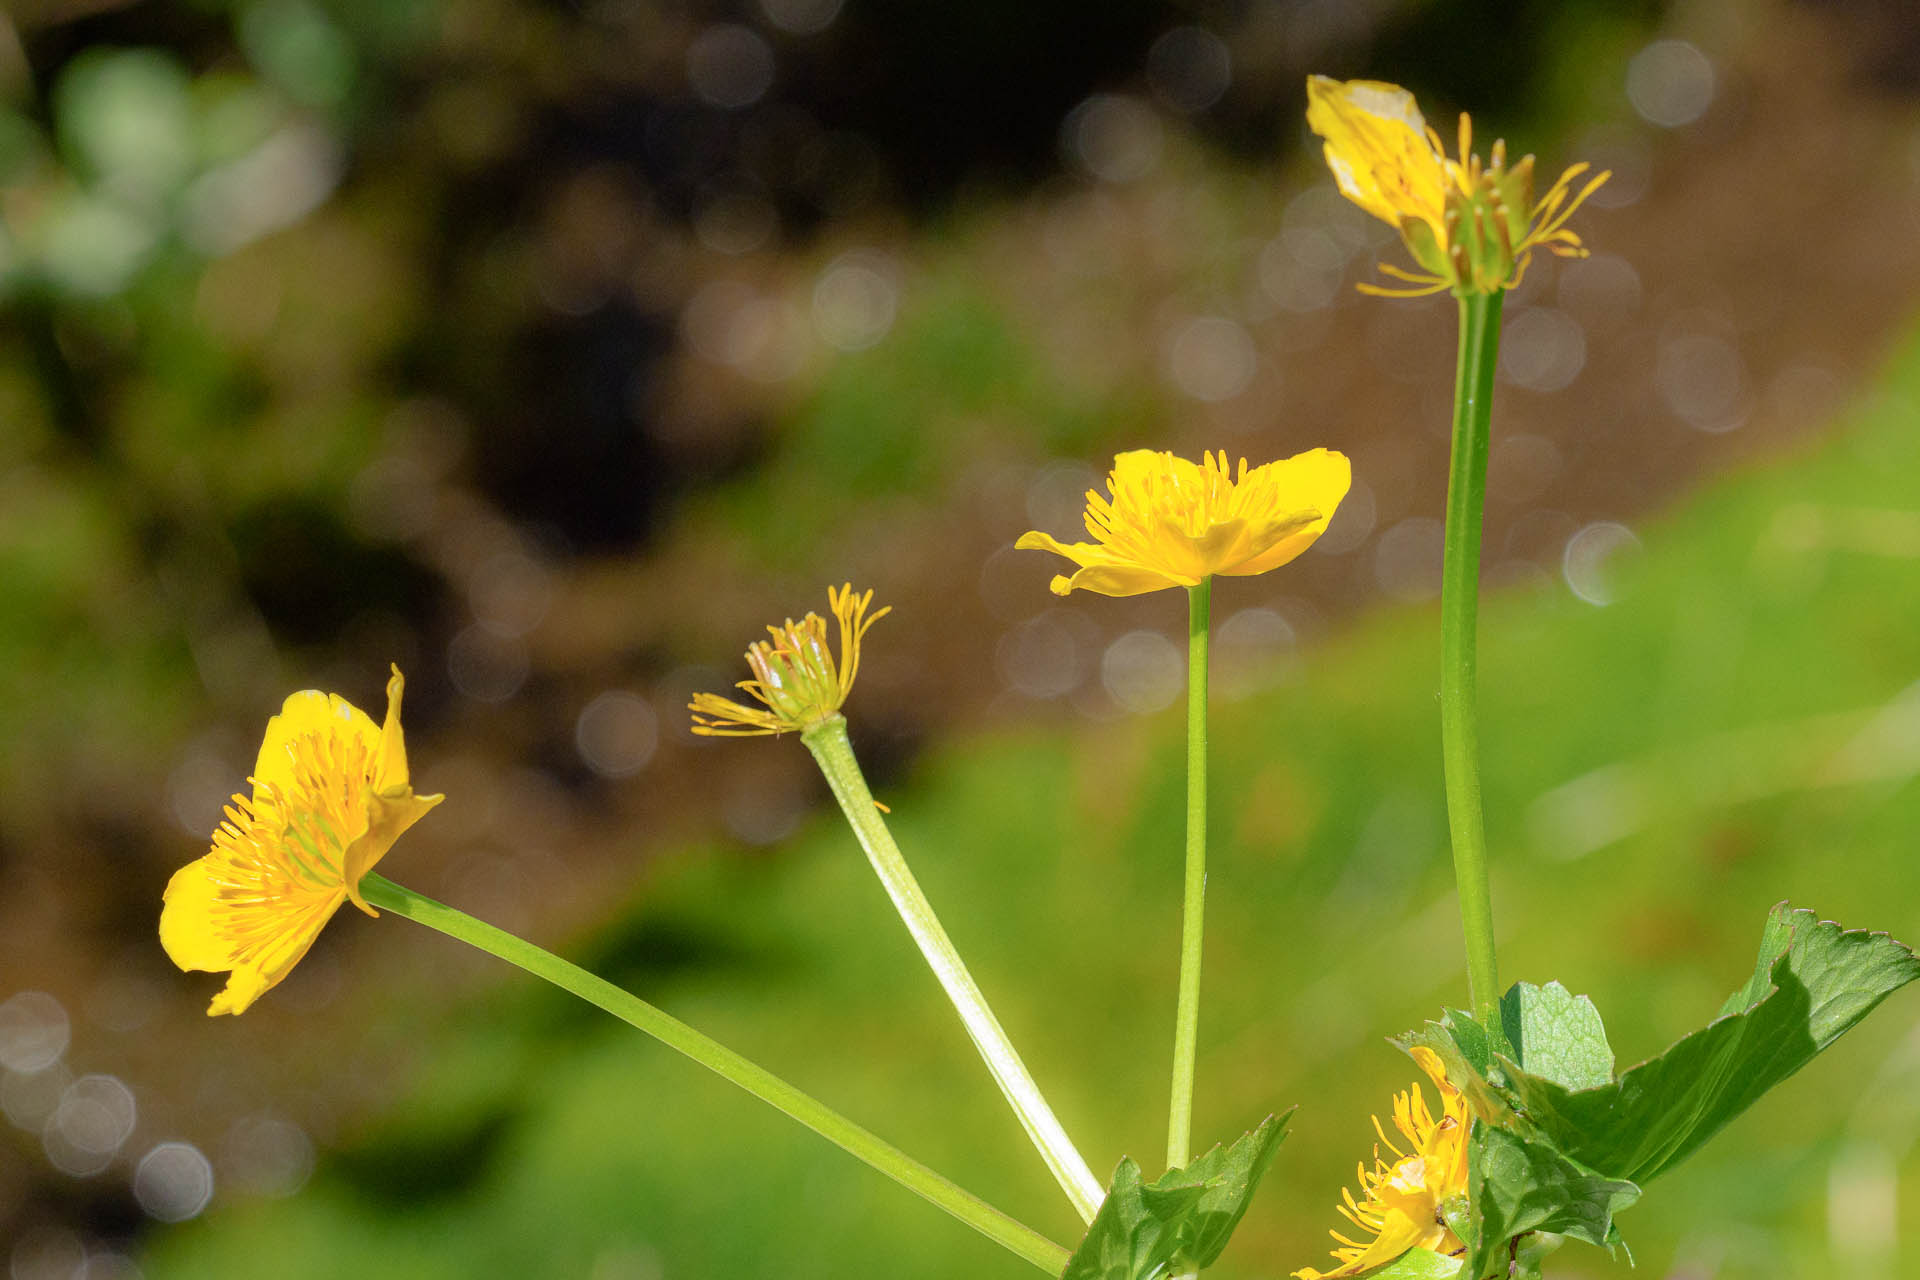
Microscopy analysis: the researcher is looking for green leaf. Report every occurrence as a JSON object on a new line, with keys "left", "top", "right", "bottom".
{"left": 1462, "top": 1125, "right": 1639, "bottom": 1277}
{"left": 1718, "top": 904, "right": 1800, "bottom": 1018}
{"left": 1148, "top": 1112, "right": 1293, "bottom": 1266}
{"left": 1060, "top": 1159, "right": 1176, "bottom": 1280}
{"left": 1357, "top": 1247, "right": 1463, "bottom": 1278}
{"left": 1498, "top": 904, "right": 1920, "bottom": 1183}
{"left": 1498, "top": 981, "right": 1614, "bottom": 1091}
{"left": 1061, "top": 1112, "right": 1292, "bottom": 1280}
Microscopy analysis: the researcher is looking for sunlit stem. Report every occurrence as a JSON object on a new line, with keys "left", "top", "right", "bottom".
{"left": 1440, "top": 289, "right": 1505, "bottom": 1026}
{"left": 802, "top": 716, "right": 1106, "bottom": 1224}
{"left": 1167, "top": 579, "right": 1210, "bottom": 1174}
{"left": 360, "top": 873, "right": 1071, "bottom": 1273}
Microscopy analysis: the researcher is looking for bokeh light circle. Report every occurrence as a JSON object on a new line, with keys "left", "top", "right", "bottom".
{"left": 1101, "top": 630, "right": 1184, "bottom": 713}
{"left": 575, "top": 691, "right": 659, "bottom": 779}
{"left": 0, "top": 993, "right": 69, "bottom": 1074}
{"left": 1627, "top": 40, "right": 1714, "bottom": 128}
{"left": 133, "top": 1142, "right": 215, "bottom": 1222}
{"left": 1562, "top": 522, "right": 1642, "bottom": 606}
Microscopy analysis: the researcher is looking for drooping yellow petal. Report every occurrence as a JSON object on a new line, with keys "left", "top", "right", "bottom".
{"left": 1054, "top": 561, "right": 1196, "bottom": 597}
{"left": 160, "top": 667, "right": 439, "bottom": 1016}
{"left": 1018, "top": 448, "right": 1349, "bottom": 597}
{"left": 344, "top": 790, "right": 443, "bottom": 914}
{"left": 1305, "top": 76, "right": 1451, "bottom": 244}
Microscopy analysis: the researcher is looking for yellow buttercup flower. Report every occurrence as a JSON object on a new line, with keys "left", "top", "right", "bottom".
{"left": 690, "top": 583, "right": 889, "bottom": 736}
{"left": 160, "top": 666, "right": 443, "bottom": 1016}
{"left": 1306, "top": 75, "right": 1609, "bottom": 297}
{"left": 1015, "top": 448, "right": 1350, "bottom": 597}
{"left": 1294, "top": 1047, "right": 1472, "bottom": 1279}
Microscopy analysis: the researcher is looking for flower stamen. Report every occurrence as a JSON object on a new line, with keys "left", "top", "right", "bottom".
{"left": 1307, "top": 75, "right": 1609, "bottom": 297}
{"left": 690, "top": 584, "right": 890, "bottom": 737}
{"left": 160, "top": 666, "right": 442, "bottom": 1016}
{"left": 1293, "top": 1048, "right": 1472, "bottom": 1279}
{"left": 1017, "top": 448, "right": 1350, "bottom": 597}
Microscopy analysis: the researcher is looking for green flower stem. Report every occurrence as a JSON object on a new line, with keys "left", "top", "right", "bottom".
{"left": 359, "top": 873, "right": 1071, "bottom": 1274}
{"left": 1166, "top": 579, "right": 1210, "bottom": 1174}
{"left": 1440, "top": 289, "right": 1505, "bottom": 1026}
{"left": 802, "top": 717, "right": 1106, "bottom": 1224}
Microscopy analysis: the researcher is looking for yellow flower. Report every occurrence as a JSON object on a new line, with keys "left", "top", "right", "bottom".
{"left": 690, "top": 583, "right": 889, "bottom": 736}
{"left": 1294, "top": 1047, "right": 1472, "bottom": 1279}
{"left": 1015, "top": 448, "right": 1350, "bottom": 597}
{"left": 160, "top": 666, "right": 443, "bottom": 1016}
{"left": 1306, "top": 75, "right": 1609, "bottom": 297}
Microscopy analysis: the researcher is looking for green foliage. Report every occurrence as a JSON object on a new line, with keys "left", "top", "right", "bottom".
{"left": 1497, "top": 982, "right": 1613, "bottom": 1091}
{"left": 1498, "top": 905, "right": 1920, "bottom": 1184}
{"left": 1407, "top": 904, "right": 1918, "bottom": 1276}
{"left": 1461, "top": 1127, "right": 1637, "bottom": 1277}
{"left": 1061, "top": 1113, "right": 1291, "bottom": 1280}
{"left": 143, "top": 329, "right": 1920, "bottom": 1278}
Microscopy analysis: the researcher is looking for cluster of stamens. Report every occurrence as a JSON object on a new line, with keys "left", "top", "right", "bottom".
{"left": 1370, "top": 113, "right": 1608, "bottom": 298}
{"left": 203, "top": 731, "right": 374, "bottom": 956}
{"left": 690, "top": 584, "right": 889, "bottom": 736}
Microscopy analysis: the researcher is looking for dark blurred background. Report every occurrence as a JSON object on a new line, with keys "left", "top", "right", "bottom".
{"left": 5, "top": 0, "right": 1920, "bottom": 1276}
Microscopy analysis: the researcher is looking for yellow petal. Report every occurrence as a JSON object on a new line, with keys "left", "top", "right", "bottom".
{"left": 1329, "top": 1210, "right": 1435, "bottom": 1276}
{"left": 1308, "top": 75, "right": 1428, "bottom": 139}
{"left": 1055, "top": 561, "right": 1195, "bottom": 597}
{"left": 164, "top": 666, "right": 441, "bottom": 1015}
{"left": 1014, "top": 529, "right": 1104, "bottom": 566}
{"left": 1021, "top": 447, "right": 1350, "bottom": 595}
{"left": 343, "top": 788, "right": 444, "bottom": 913}
{"left": 1238, "top": 447, "right": 1351, "bottom": 511}
{"left": 1305, "top": 77, "right": 1445, "bottom": 226}
{"left": 1222, "top": 450, "right": 1350, "bottom": 574}
{"left": 1109, "top": 447, "right": 1203, "bottom": 489}
{"left": 373, "top": 664, "right": 412, "bottom": 791}
{"left": 1176, "top": 514, "right": 1251, "bottom": 576}
{"left": 1408, "top": 1045, "right": 1450, "bottom": 1092}
{"left": 158, "top": 858, "right": 238, "bottom": 974}
{"left": 204, "top": 894, "right": 343, "bottom": 1017}
{"left": 253, "top": 689, "right": 380, "bottom": 799}
{"left": 160, "top": 853, "right": 347, "bottom": 1017}
{"left": 1217, "top": 513, "right": 1324, "bottom": 576}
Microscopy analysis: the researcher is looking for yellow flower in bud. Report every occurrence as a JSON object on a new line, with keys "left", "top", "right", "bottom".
{"left": 1306, "top": 75, "right": 1609, "bottom": 297}
{"left": 160, "top": 666, "right": 443, "bottom": 1016}
{"left": 689, "top": 583, "right": 890, "bottom": 736}
{"left": 1015, "top": 448, "right": 1350, "bottom": 597}
{"left": 1293, "top": 1048, "right": 1473, "bottom": 1279}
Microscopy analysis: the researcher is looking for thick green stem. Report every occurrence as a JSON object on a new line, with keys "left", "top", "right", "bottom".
{"left": 359, "top": 873, "right": 1071, "bottom": 1274}
{"left": 802, "top": 718, "right": 1106, "bottom": 1223}
{"left": 1441, "top": 290, "right": 1505, "bottom": 1027}
{"left": 1166, "top": 579, "right": 1210, "bottom": 1173}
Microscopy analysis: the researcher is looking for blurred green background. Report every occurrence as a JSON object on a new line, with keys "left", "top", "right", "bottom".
{"left": 3, "top": 0, "right": 1920, "bottom": 1276}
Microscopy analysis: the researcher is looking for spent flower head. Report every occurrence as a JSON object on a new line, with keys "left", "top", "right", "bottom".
{"left": 1306, "top": 75, "right": 1609, "bottom": 297}
{"left": 160, "top": 666, "right": 443, "bottom": 1016}
{"left": 1294, "top": 1047, "right": 1472, "bottom": 1279}
{"left": 690, "top": 583, "right": 889, "bottom": 736}
{"left": 1016, "top": 447, "right": 1350, "bottom": 597}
